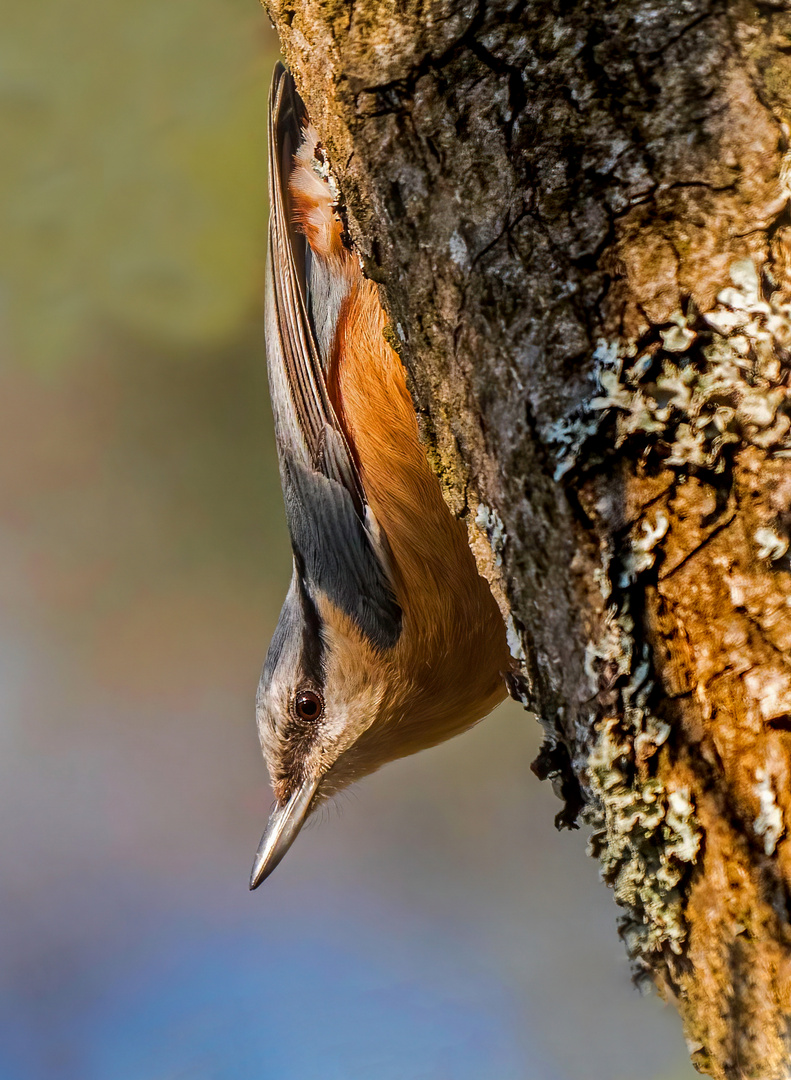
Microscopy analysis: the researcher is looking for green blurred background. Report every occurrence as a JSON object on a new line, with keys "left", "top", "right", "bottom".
{"left": 0, "top": 2, "right": 696, "bottom": 1077}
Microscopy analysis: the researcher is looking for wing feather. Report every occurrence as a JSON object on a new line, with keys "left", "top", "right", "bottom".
{"left": 265, "top": 65, "right": 401, "bottom": 650}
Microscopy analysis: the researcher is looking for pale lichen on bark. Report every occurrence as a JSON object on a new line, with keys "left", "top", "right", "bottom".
{"left": 553, "top": 258, "right": 791, "bottom": 1016}
{"left": 263, "top": 0, "right": 791, "bottom": 1074}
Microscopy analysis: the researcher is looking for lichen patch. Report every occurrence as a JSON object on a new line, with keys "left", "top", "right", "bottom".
{"left": 553, "top": 255, "right": 791, "bottom": 985}
{"left": 550, "top": 258, "right": 791, "bottom": 481}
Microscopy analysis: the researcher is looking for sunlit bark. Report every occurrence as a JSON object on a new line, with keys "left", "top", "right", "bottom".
{"left": 263, "top": 1, "right": 791, "bottom": 1073}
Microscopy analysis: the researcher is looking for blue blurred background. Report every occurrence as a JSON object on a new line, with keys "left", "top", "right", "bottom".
{"left": 0, "top": 3, "right": 696, "bottom": 1077}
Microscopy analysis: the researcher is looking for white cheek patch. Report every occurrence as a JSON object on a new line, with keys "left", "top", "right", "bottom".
{"left": 316, "top": 679, "right": 383, "bottom": 766}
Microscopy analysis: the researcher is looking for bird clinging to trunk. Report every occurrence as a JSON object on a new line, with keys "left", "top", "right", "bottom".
{"left": 250, "top": 64, "right": 510, "bottom": 888}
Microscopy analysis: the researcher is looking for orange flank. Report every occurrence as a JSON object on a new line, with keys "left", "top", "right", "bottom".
{"left": 290, "top": 126, "right": 508, "bottom": 772}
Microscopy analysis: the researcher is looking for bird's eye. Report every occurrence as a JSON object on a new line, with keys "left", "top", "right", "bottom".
{"left": 294, "top": 689, "right": 323, "bottom": 721}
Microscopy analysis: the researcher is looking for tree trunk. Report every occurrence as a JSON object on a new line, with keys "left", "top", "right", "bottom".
{"left": 262, "top": 1, "right": 791, "bottom": 1074}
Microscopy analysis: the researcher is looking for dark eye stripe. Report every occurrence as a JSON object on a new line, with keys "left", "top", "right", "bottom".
{"left": 293, "top": 552, "right": 325, "bottom": 687}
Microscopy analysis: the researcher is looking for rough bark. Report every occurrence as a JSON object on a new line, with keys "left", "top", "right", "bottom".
{"left": 262, "top": 1, "right": 791, "bottom": 1074}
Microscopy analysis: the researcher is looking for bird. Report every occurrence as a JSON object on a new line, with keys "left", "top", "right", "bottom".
{"left": 250, "top": 63, "right": 510, "bottom": 889}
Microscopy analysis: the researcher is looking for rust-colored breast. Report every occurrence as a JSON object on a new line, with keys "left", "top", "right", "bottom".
{"left": 290, "top": 128, "right": 508, "bottom": 759}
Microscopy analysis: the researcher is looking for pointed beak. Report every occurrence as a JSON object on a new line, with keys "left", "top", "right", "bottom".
{"left": 249, "top": 776, "right": 320, "bottom": 890}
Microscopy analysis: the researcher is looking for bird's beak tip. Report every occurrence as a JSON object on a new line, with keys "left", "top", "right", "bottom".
{"left": 248, "top": 776, "right": 320, "bottom": 891}
{"left": 248, "top": 870, "right": 267, "bottom": 892}
{"left": 248, "top": 860, "right": 268, "bottom": 891}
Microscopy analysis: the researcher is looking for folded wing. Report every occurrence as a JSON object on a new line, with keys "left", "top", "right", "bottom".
{"left": 265, "top": 64, "right": 402, "bottom": 651}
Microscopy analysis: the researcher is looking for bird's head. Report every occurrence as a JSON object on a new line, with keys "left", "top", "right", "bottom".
{"left": 251, "top": 569, "right": 392, "bottom": 888}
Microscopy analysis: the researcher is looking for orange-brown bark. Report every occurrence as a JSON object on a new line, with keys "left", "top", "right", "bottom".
{"left": 264, "top": 0, "right": 791, "bottom": 1074}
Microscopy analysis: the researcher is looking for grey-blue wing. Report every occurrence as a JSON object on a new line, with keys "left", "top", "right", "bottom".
{"left": 266, "top": 64, "right": 401, "bottom": 650}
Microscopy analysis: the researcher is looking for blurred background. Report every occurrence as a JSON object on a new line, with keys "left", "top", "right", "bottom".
{"left": 0, "top": 3, "right": 696, "bottom": 1078}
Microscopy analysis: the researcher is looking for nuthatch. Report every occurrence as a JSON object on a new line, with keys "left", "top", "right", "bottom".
{"left": 250, "top": 64, "right": 509, "bottom": 888}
